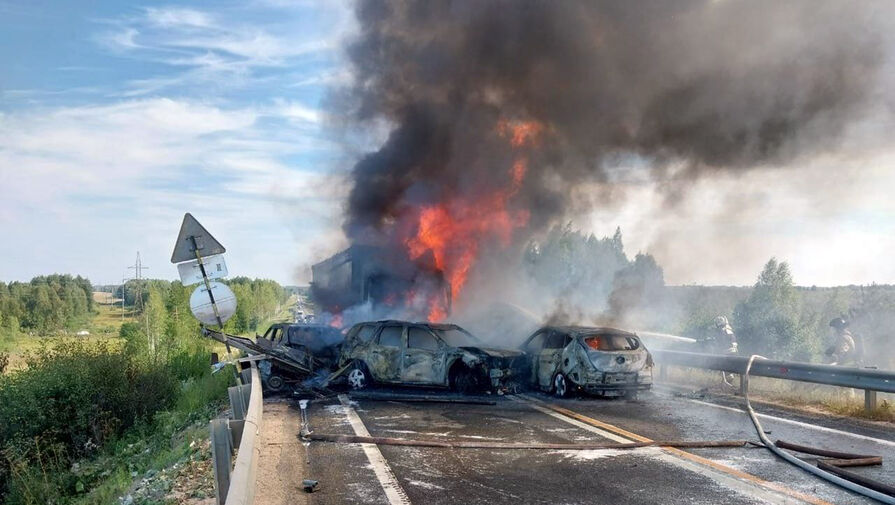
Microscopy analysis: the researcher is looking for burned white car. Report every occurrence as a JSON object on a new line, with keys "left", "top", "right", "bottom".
{"left": 521, "top": 326, "right": 653, "bottom": 398}
{"left": 339, "top": 320, "right": 524, "bottom": 393}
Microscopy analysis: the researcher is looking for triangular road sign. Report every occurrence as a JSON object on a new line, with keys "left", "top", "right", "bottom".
{"left": 171, "top": 213, "right": 226, "bottom": 263}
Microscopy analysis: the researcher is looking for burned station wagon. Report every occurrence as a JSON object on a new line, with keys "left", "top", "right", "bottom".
{"left": 340, "top": 320, "right": 523, "bottom": 393}
{"left": 521, "top": 326, "right": 653, "bottom": 398}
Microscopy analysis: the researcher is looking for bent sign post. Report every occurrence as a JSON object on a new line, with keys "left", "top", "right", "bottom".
{"left": 171, "top": 213, "right": 236, "bottom": 332}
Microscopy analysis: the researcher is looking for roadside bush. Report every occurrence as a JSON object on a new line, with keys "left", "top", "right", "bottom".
{"left": 0, "top": 340, "right": 181, "bottom": 503}
{"left": 167, "top": 348, "right": 213, "bottom": 382}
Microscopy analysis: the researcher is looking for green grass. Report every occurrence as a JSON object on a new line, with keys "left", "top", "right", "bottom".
{"left": 3, "top": 367, "right": 234, "bottom": 505}
{"left": 71, "top": 370, "right": 233, "bottom": 505}
{"left": 0, "top": 300, "right": 132, "bottom": 373}
{"left": 664, "top": 366, "right": 895, "bottom": 422}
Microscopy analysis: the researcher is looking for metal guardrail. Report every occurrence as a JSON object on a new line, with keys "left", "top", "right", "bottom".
{"left": 652, "top": 349, "right": 895, "bottom": 413}
{"left": 210, "top": 361, "right": 263, "bottom": 505}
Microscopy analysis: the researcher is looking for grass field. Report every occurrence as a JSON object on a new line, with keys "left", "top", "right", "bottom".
{"left": 664, "top": 366, "right": 895, "bottom": 422}
{"left": 0, "top": 294, "right": 132, "bottom": 372}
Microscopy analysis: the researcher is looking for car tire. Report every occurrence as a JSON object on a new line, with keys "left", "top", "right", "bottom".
{"left": 347, "top": 363, "right": 370, "bottom": 390}
{"left": 624, "top": 390, "right": 638, "bottom": 401}
{"left": 452, "top": 368, "right": 480, "bottom": 395}
{"left": 265, "top": 375, "right": 285, "bottom": 393}
{"left": 553, "top": 373, "right": 570, "bottom": 398}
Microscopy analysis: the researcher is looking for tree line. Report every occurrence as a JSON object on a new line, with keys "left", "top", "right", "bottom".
{"left": 525, "top": 225, "right": 895, "bottom": 366}
{"left": 118, "top": 277, "right": 289, "bottom": 363}
{"left": 0, "top": 275, "right": 94, "bottom": 335}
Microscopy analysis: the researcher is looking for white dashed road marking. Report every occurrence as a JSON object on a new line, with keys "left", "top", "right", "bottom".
{"left": 339, "top": 394, "right": 412, "bottom": 505}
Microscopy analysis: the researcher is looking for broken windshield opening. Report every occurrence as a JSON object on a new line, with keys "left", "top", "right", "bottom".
{"left": 584, "top": 335, "right": 640, "bottom": 351}
{"left": 434, "top": 327, "right": 482, "bottom": 347}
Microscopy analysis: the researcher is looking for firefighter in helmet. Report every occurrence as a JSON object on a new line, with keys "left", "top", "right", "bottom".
{"left": 826, "top": 317, "right": 858, "bottom": 366}
{"left": 709, "top": 315, "right": 738, "bottom": 355}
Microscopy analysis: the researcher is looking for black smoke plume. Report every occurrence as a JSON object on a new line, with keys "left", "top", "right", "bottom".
{"left": 332, "top": 0, "right": 891, "bottom": 316}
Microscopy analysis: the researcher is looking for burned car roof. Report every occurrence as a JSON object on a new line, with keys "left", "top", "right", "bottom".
{"left": 545, "top": 326, "right": 639, "bottom": 337}
{"left": 363, "top": 319, "right": 462, "bottom": 329}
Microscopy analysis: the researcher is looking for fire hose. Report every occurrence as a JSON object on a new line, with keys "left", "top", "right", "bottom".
{"left": 743, "top": 354, "right": 895, "bottom": 504}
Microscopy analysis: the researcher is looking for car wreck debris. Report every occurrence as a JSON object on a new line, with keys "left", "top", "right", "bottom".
{"left": 521, "top": 326, "right": 653, "bottom": 397}
{"left": 338, "top": 320, "right": 524, "bottom": 393}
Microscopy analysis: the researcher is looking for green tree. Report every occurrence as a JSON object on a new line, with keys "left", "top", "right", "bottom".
{"left": 119, "top": 321, "right": 148, "bottom": 357}
{"left": 143, "top": 285, "right": 169, "bottom": 362}
{"left": 608, "top": 252, "right": 666, "bottom": 324}
{"left": 524, "top": 224, "right": 630, "bottom": 312}
{"left": 733, "top": 258, "right": 811, "bottom": 359}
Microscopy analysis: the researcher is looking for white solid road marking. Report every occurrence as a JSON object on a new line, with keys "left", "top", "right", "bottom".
{"left": 678, "top": 396, "right": 895, "bottom": 448}
{"left": 338, "top": 394, "right": 412, "bottom": 505}
{"left": 517, "top": 396, "right": 818, "bottom": 505}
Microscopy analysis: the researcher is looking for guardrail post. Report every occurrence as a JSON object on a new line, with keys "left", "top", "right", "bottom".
{"left": 865, "top": 390, "right": 877, "bottom": 413}
{"left": 229, "top": 384, "right": 249, "bottom": 421}
{"left": 739, "top": 374, "right": 747, "bottom": 396}
{"left": 210, "top": 418, "right": 232, "bottom": 505}
{"left": 658, "top": 364, "right": 667, "bottom": 382}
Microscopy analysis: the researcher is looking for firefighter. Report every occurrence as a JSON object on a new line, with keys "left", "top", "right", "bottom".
{"left": 826, "top": 317, "right": 858, "bottom": 366}
{"left": 704, "top": 316, "right": 738, "bottom": 387}
{"left": 708, "top": 315, "right": 738, "bottom": 355}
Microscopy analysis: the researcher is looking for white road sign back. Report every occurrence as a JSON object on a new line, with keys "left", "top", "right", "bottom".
{"left": 189, "top": 281, "right": 237, "bottom": 326}
{"left": 178, "top": 254, "right": 228, "bottom": 286}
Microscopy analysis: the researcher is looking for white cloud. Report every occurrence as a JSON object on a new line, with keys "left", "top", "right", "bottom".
{"left": 144, "top": 7, "right": 214, "bottom": 29}
{"left": 0, "top": 98, "right": 342, "bottom": 284}
{"left": 95, "top": 3, "right": 354, "bottom": 95}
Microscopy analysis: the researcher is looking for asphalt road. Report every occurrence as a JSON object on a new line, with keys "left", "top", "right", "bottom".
{"left": 265, "top": 385, "right": 895, "bottom": 505}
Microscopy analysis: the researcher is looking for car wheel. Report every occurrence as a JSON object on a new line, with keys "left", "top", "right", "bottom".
{"left": 553, "top": 373, "right": 569, "bottom": 398}
{"left": 265, "top": 375, "right": 285, "bottom": 392}
{"left": 347, "top": 363, "right": 369, "bottom": 390}
{"left": 624, "top": 390, "right": 638, "bottom": 401}
{"left": 452, "top": 368, "right": 480, "bottom": 394}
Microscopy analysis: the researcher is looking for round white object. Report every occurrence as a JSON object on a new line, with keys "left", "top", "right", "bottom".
{"left": 189, "top": 281, "right": 237, "bottom": 326}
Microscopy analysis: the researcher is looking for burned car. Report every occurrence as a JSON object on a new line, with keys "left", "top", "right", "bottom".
{"left": 255, "top": 323, "right": 345, "bottom": 391}
{"left": 339, "top": 320, "right": 523, "bottom": 393}
{"left": 521, "top": 326, "right": 653, "bottom": 398}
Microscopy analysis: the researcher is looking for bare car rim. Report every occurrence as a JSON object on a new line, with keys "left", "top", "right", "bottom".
{"left": 554, "top": 374, "right": 568, "bottom": 397}
{"left": 267, "top": 375, "right": 285, "bottom": 391}
{"left": 348, "top": 368, "right": 367, "bottom": 389}
{"left": 454, "top": 369, "right": 478, "bottom": 393}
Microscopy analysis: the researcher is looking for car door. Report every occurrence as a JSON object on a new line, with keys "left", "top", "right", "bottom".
{"left": 402, "top": 326, "right": 448, "bottom": 385}
{"left": 522, "top": 330, "right": 549, "bottom": 388}
{"left": 365, "top": 324, "right": 404, "bottom": 383}
{"left": 538, "top": 330, "right": 568, "bottom": 389}
{"left": 284, "top": 327, "right": 313, "bottom": 369}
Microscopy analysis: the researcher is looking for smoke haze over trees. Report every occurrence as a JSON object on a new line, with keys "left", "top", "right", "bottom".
{"left": 329, "top": 0, "right": 895, "bottom": 315}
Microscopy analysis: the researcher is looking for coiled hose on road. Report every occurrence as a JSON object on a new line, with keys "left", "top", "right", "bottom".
{"left": 743, "top": 354, "right": 895, "bottom": 504}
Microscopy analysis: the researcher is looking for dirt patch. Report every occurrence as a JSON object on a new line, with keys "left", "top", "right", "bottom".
{"left": 255, "top": 399, "right": 309, "bottom": 505}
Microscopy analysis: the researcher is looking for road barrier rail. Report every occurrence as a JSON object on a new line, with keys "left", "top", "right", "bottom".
{"left": 210, "top": 360, "right": 263, "bottom": 505}
{"left": 652, "top": 349, "right": 895, "bottom": 413}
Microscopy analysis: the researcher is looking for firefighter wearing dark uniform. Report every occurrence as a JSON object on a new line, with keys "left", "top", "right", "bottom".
{"left": 826, "top": 317, "right": 857, "bottom": 366}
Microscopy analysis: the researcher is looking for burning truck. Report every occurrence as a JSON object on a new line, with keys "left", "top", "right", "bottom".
{"left": 311, "top": 245, "right": 452, "bottom": 321}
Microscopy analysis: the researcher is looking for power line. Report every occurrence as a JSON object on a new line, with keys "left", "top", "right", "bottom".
{"left": 127, "top": 252, "right": 149, "bottom": 314}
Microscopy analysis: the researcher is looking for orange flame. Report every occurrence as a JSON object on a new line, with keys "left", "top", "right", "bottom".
{"left": 406, "top": 119, "right": 542, "bottom": 321}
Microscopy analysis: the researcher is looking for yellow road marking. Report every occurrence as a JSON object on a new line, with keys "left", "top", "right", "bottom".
{"left": 519, "top": 395, "right": 834, "bottom": 505}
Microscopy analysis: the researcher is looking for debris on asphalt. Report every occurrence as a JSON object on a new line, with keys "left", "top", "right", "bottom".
{"left": 302, "top": 479, "right": 319, "bottom": 493}
{"left": 304, "top": 432, "right": 750, "bottom": 450}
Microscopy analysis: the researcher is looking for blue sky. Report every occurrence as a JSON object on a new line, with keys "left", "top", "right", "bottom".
{"left": 0, "top": 0, "right": 355, "bottom": 286}
{"left": 2, "top": 0, "right": 895, "bottom": 287}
